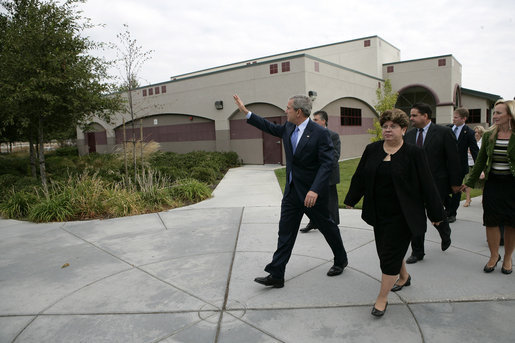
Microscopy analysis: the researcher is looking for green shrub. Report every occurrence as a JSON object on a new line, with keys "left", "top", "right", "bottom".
{"left": 54, "top": 146, "right": 79, "bottom": 156}
{"left": 14, "top": 177, "right": 41, "bottom": 193}
{"left": 0, "top": 190, "right": 37, "bottom": 219}
{"left": 45, "top": 156, "right": 77, "bottom": 176}
{"left": 170, "top": 178, "right": 212, "bottom": 203}
{"left": 28, "top": 193, "right": 74, "bottom": 222}
{"left": 103, "top": 187, "right": 143, "bottom": 217}
{"left": 0, "top": 174, "right": 19, "bottom": 192}
{"left": 0, "top": 155, "right": 30, "bottom": 176}
{"left": 190, "top": 166, "right": 217, "bottom": 184}
{"left": 155, "top": 166, "right": 188, "bottom": 182}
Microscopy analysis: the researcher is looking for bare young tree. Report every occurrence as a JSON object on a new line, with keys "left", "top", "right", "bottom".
{"left": 113, "top": 24, "right": 153, "bottom": 182}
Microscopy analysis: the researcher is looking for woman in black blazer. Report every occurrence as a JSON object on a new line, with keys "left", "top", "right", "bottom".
{"left": 344, "top": 109, "right": 445, "bottom": 317}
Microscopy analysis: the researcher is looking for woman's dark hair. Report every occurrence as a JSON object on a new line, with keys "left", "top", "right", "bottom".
{"left": 379, "top": 109, "right": 409, "bottom": 128}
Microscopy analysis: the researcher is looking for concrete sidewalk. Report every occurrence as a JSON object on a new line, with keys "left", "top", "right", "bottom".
{"left": 0, "top": 165, "right": 514, "bottom": 343}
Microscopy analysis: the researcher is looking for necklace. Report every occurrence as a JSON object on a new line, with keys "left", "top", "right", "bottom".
{"left": 383, "top": 141, "right": 403, "bottom": 156}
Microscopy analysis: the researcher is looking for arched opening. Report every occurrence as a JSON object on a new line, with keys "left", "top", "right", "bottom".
{"left": 114, "top": 114, "right": 216, "bottom": 154}
{"left": 83, "top": 122, "right": 108, "bottom": 154}
{"left": 395, "top": 85, "right": 438, "bottom": 121}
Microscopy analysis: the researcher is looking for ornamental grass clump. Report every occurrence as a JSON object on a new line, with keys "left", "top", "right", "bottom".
{"left": 169, "top": 178, "right": 212, "bottom": 203}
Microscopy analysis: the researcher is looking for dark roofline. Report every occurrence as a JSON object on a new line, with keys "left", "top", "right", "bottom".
{"left": 383, "top": 54, "right": 461, "bottom": 66}
{"left": 461, "top": 87, "right": 502, "bottom": 102}
{"left": 170, "top": 35, "right": 397, "bottom": 80}
{"left": 132, "top": 53, "right": 383, "bottom": 89}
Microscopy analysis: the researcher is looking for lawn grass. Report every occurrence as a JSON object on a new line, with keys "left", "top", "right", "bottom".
{"left": 274, "top": 158, "right": 483, "bottom": 210}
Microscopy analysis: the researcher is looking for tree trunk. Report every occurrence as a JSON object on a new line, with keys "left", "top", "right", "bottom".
{"left": 38, "top": 117, "right": 48, "bottom": 193}
{"left": 128, "top": 89, "right": 137, "bottom": 182}
{"left": 123, "top": 118, "right": 128, "bottom": 186}
{"left": 140, "top": 118, "right": 144, "bottom": 174}
{"left": 29, "top": 136, "right": 37, "bottom": 178}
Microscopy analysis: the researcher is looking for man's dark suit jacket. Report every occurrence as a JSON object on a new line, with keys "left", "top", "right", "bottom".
{"left": 247, "top": 113, "right": 334, "bottom": 201}
{"left": 404, "top": 123, "right": 460, "bottom": 196}
{"left": 448, "top": 124, "right": 479, "bottom": 176}
{"left": 344, "top": 141, "right": 445, "bottom": 236}
{"left": 328, "top": 129, "right": 341, "bottom": 186}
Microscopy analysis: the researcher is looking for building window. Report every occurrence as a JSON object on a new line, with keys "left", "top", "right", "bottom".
{"left": 340, "top": 107, "right": 362, "bottom": 126}
{"left": 469, "top": 109, "right": 481, "bottom": 123}
{"left": 314, "top": 61, "right": 319, "bottom": 72}
{"left": 148, "top": 88, "right": 153, "bottom": 96}
{"left": 161, "top": 85, "right": 166, "bottom": 93}
{"left": 438, "top": 58, "right": 446, "bottom": 66}
{"left": 387, "top": 66, "right": 394, "bottom": 73}
{"left": 364, "top": 39, "right": 371, "bottom": 47}
{"left": 487, "top": 108, "right": 491, "bottom": 124}
{"left": 142, "top": 89, "right": 147, "bottom": 96}
{"left": 281, "top": 61, "right": 290, "bottom": 72}
{"left": 270, "top": 64, "right": 278, "bottom": 74}
{"left": 155, "top": 86, "right": 160, "bottom": 95}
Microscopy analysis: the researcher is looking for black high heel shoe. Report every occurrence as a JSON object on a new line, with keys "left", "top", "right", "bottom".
{"left": 391, "top": 274, "right": 411, "bottom": 292}
{"left": 371, "top": 302, "right": 388, "bottom": 317}
{"left": 483, "top": 255, "right": 501, "bottom": 273}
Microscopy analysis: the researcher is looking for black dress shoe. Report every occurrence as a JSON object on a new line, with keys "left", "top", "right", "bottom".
{"left": 371, "top": 302, "right": 388, "bottom": 317}
{"left": 501, "top": 260, "right": 512, "bottom": 274}
{"left": 483, "top": 255, "right": 501, "bottom": 273}
{"left": 406, "top": 255, "right": 423, "bottom": 264}
{"left": 448, "top": 216, "right": 456, "bottom": 223}
{"left": 391, "top": 275, "right": 411, "bottom": 292}
{"left": 327, "top": 261, "right": 348, "bottom": 276}
{"left": 300, "top": 222, "right": 317, "bottom": 233}
{"left": 254, "top": 275, "right": 284, "bottom": 288}
{"left": 441, "top": 238, "right": 451, "bottom": 251}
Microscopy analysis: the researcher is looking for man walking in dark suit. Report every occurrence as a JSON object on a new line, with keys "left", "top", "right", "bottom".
{"left": 447, "top": 107, "right": 479, "bottom": 222}
{"left": 404, "top": 103, "right": 461, "bottom": 264}
{"left": 301, "top": 110, "right": 341, "bottom": 233}
{"left": 233, "top": 94, "right": 348, "bottom": 288}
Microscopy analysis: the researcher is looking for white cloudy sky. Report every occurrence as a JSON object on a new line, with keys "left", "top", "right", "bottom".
{"left": 78, "top": 0, "right": 515, "bottom": 100}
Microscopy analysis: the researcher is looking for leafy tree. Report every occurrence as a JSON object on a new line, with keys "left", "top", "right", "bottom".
{"left": 368, "top": 79, "right": 399, "bottom": 142}
{"left": 0, "top": 0, "right": 121, "bottom": 190}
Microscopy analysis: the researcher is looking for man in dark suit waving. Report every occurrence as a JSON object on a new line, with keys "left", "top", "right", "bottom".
{"left": 233, "top": 94, "right": 348, "bottom": 288}
{"left": 447, "top": 107, "right": 479, "bottom": 222}
{"left": 404, "top": 103, "right": 461, "bottom": 264}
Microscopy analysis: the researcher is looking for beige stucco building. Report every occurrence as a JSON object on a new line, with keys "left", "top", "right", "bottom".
{"left": 78, "top": 35, "right": 500, "bottom": 164}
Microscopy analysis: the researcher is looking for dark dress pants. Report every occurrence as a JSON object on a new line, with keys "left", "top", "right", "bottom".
{"left": 410, "top": 180, "right": 451, "bottom": 258}
{"left": 265, "top": 183, "right": 347, "bottom": 278}
{"left": 447, "top": 173, "right": 466, "bottom": 218}
{"left": 307, "top": 184, "right": 340, "bottom": 227}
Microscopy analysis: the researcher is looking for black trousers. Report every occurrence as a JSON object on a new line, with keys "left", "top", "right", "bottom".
{"left": 265, "top": 183, "right": 347, "bottom": 278}
{"left": 307, "top": 184, "right": 340, "bottom": 226}
{"left": 447, "top": 172, "right": 466, "bottom": 217}
{"left": 410, "top": 182, "right": 451, "bottom": 258}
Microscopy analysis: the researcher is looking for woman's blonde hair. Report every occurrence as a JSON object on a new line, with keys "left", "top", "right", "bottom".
{"left": 474, "top": 125, "right": 485, "bottom": 138}
{"left": 488, "top": 99, "right": 515, "bottom": 141}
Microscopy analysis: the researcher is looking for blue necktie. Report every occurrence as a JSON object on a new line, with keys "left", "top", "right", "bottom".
{"left": 291, "top": 127, "right": 299, "bottom": 153}
{"left": 289, "top": 127, "right": 299, "bottom": 183}
{"left": 453, "top": 126, "right": 459, "bottom": 139}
